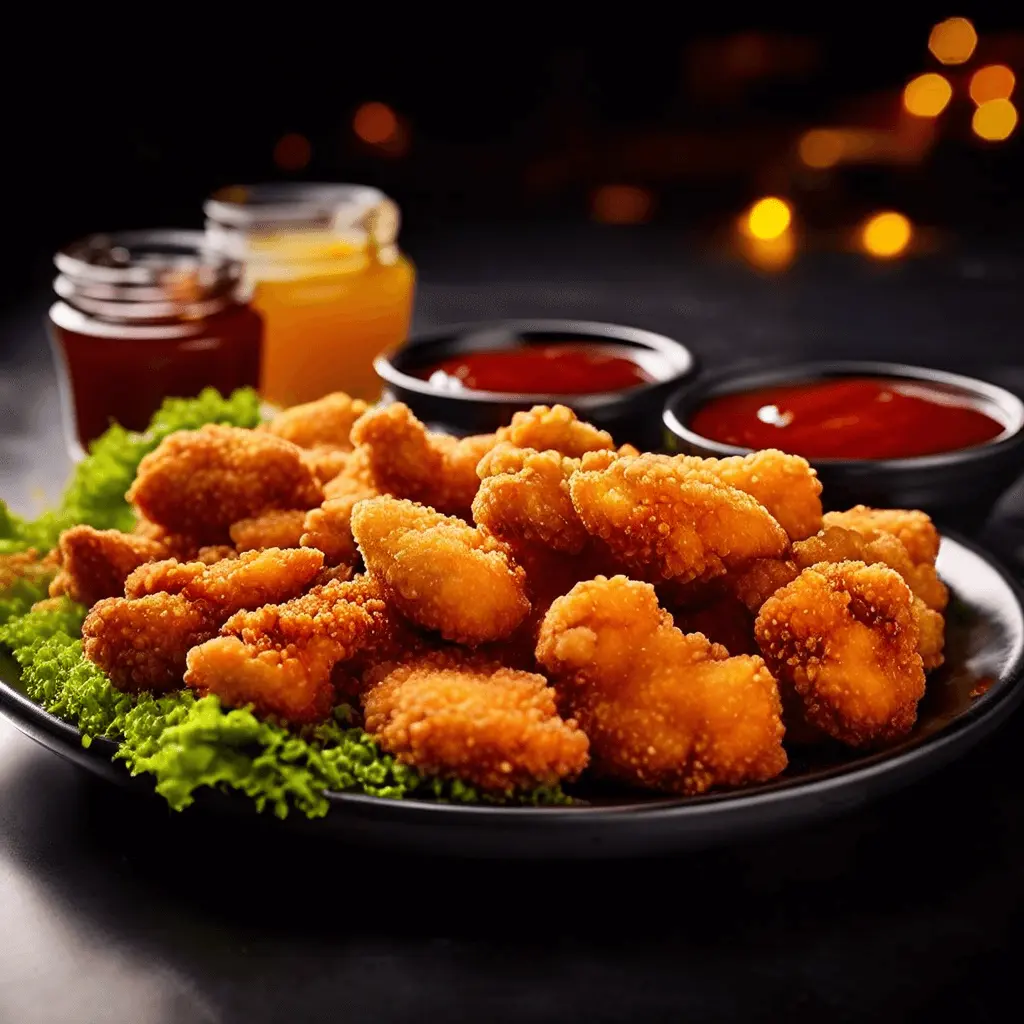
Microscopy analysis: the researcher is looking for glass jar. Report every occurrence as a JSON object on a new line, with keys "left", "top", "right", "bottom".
{"left": 48, "top": 230, "right": 263, "bottom": 454}
{"left": 204, "top": 183, "right": 416, "bottom": 409}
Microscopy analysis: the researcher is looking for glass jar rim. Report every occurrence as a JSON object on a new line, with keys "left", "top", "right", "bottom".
{"left": 53, "top": 230, "right": 243, "bottom": 321}
{"left": 55, "top": 229, "right": 241, "bottom": 287}
{"left": 204, "top": 183, "right": 388, "bottom": 232}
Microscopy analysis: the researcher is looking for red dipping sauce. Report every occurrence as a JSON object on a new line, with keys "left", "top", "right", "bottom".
{"left": 419, "top": 344, "right": 653, "bottom": 395}
{"left": 690, "top": 377, "right": 1007, "bottom": 460}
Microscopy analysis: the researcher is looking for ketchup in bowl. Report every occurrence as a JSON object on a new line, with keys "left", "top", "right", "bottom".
{"left": 689, "top": 377, "right": 1007, "bottom": 460}
{"left": 418, "top": 344, "right": 654, "bottom": 396}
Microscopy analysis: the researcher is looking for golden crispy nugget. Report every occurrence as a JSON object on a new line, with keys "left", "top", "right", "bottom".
{"left": 537, "top": 576, "right": 787, "bottom": 794}
{"left": 755, "top": 560, "right": 926, "bottom": 747}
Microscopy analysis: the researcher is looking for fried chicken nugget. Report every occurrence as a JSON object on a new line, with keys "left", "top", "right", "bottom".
{"left": 536, "top": 576, "right": 787, "bottom": 794}
{"left": 186, "top": 575, "right": 398, "bottom": 723}
{"left": 822, "top": 505, "right": 940, "bottom": 566}
{"left": 569, "top": 453, "right": 789, "bottom": 583}
{"left": 494, "top": 404, "right": 616, "bottom": 458}
{"left": 300, "top": 446, "right": 352, "bottom": 485}
{"left": 794, "top": 525, "right": 948, "bottom": 611}
{"left": 299, "top": 496, "right": 364, "bottom": 567}
{"left": 350, "top": 403, "right": 496, "bottom": 515}
{"left": 48, "top": 526, "right": 167, "bottom": 606}
{"left": 674, "top": 449, "right": 823, "bottom": 541}
{"left": 473, "top": 444, "right": 590, "bottom": 554}
{"left": 726, "top": 558, "right": 800, "bottom": 614}
{"left": 362, "top": 650, "right": 590, "bottom": 793}
{"left": 263, "top": 391, "right": 368, "bottom": 449}
{"left": 83, "top": 592, "right": 217, "bottom": 692}
{"left": 124, "top": 547, "right": 324, "bottom": 613}
{"left": 351, "top": 497, "right": 530, "bottom": 644}
{"left": 755, "top": 561, "right": 926, "bottom": 747}
{"left": 83, "top": 548, "right": 326, "bottom": 693}
{"left": 127, "top": 424, "right": 323, "bottom": 542}
{"left": 229, "top": 509, "right": 308, "bottom": 551}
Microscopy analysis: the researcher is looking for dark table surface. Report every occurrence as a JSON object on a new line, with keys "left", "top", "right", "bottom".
{"left": 2, "top": 228, "right": 1024, "bottom": 1023}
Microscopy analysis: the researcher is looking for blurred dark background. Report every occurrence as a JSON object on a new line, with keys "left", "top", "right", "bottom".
{"left": 3, "top": 14, "right": 1023, "bottom": 302}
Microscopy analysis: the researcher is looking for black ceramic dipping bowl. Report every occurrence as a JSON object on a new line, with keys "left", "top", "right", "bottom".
{"left": 375, "top": 319, "right": 696, "bottom": 450}
{"left": 663, "top": 361, "right": 1024, "bottom": 535}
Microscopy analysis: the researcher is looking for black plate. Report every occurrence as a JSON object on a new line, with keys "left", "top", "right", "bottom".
{"left": 1, "top": 534, "right": 1022, "bottom": 858}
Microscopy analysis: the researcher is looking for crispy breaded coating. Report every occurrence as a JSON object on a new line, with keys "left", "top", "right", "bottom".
{"left": 229, "top": 510, "right": 308, "bottom": 552}
{"left": 794, "top": 526, "right": 948, "bottom": 612}
{"left": 187, "top": 575, "right": 399, "bottom": 722}
{"left": 755, "top": 561, "right": 926, "bottom": 747}
{"left": 323, "top": 446, "right": 378, "bottom": 500}
{"left": 914, "top": 597, "right": 946, "bottom": 671}
{"left": 263, "top": 392, "right": 368, "bottom": 449}
{"left": 301, "top": 446, "right": 352, "bottom": 485}
{"left": 127, "top": 424, "right": 323, "bottom": 542}
{"left": 351, "top": 497, "right": 531, "bottom": 644}
{"left": 83, "top": 592, "right": 217, "bottom": 692}
{"left": 569, "top": 453, "right": 789, "bottom": 583}
{"left": 362, "top": 651, "right": 590, "bottom": 792}
{"left": 219, "top": 574, "right": 389, "bottom": 652}
{"left": 48, "top": 526, "right": 168, "bottom": 606}
{"left": 124, "top": 547, "right": 323, "bottom": 612}
{"left": 495, "top": 404, "right": 616, "bottom": 458}
{"left": 473, "top": 444, "right": 589, "bottom": 554}
{"left": 674, "top": 594, "right": 759, "bottom": 656}
{"left": 184, "top": 635, "right": 341, "bottom": 724}
{"left": 536, "top": 576, "right": 787, "bottom": 794}
{"left": 300, "top": 496, "right": 364, "bottom": 566}
{"left": 350, "top": 403, "right": 496, "bottom": 515}
{"left": 822, "top": 506, "right": 941, "bottom": 566}
{"left": 673, "top": 449, "right": 823, "bottom": 541}
{"left": 726, "top": 558, "right": 800, "bottom": 614}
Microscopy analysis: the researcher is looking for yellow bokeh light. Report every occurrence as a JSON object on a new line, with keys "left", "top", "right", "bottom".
{"left": 799, "top": 129, "right": 844, "bottom": 168}
{"left": 353, "top": 102, "right": 398, "bottom": 144}
{"left": 861, "top": 212, "right": 913, "bottom": 259}
{"left": 972, "top": 98, "right": 1018, "bottom": 140}
{"left": 903, "top": 73, "right": 953, "bottom": 117}
{"left": 928, "top": 17, "right": 977, "bottom": 65}
{"left": 970, "top": 65, "right": 1016, "bottom": 106}
{"left": 746, "top": 197, "right": 792, "bottom": 241}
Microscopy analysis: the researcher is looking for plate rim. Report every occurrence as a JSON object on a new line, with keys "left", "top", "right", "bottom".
{"left": 1, "top": 531, "right": 1022, "bottom": 829}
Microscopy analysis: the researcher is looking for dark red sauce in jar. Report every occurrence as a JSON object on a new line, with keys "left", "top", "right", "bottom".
{"left": 689, "top": 377, "right": 1007, "bottom": 460}
{"left": 48, "top": 231, "right": 263, "bottom": 451}
{"left": 418, "top": 344, "right": 653, "bottom": 395}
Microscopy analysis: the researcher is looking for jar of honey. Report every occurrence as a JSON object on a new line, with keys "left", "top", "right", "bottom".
{"left": 48, "top": 231, "right": 263, "bottom": 454}
{"left": 204, "top": 184, "right": 416, "bottom": 409}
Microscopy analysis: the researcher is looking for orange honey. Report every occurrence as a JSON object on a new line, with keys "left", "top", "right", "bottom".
{"left": 206, "top": 185, "right": 415, "bottom": 408}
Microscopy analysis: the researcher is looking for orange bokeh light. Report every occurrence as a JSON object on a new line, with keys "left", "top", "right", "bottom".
{"left": 903, "top": 73, "right": 952, "bottom": 117}
{"left": 590, "top": 185, "right": 655, "bottom": 224}
{"left": 972, "top": 98, "right": 1018, "bottom": 141}
{"left": 273, "top": 133, "right": 311, "bottom": 171}
{"left": 969, "top": 65, "right": 1016, "bottom": 105}
{"left": 861, "top": 211, "right": 913, "bottom": 259}
{"left": 745, "top": 197, "right": 792, "bottom": 240}
{"left": 799, "top": 129, "right": 844, "bottom": 168}
{"left": 928, "top": 17, "right": 977, "bottom": 65}
{"left": 353, "top": 102, "right": 399, "bottom": 145}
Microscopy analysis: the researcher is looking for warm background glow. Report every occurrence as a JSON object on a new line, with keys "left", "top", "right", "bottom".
{"left": 927, "top": 17, "right": 977, "bottom": 65}
{"left": 799, "top": 129, "right": 844, "bottom": 168}
{"left": 972, "top": 98, "right": 1019, "bottom": 140}
{"left": 273, "top": 133, "right": 311, "bottom": 171}
{"left": 903, "top": 73, "right": 952, "bottom": 117}
{"left": 861, "top": 212, "right": 912, "bottom": 259}
{"left": 970, "top": 65, "right": 1016, "bottom": 106}
{"left": 590, "top": 185, "right": 655, "bottom": 224}
{"left": 746, "top": 197, "right": 792, "bottom": 240}
{"left": 353, "top": 102, "right": 399, "bottom": 144}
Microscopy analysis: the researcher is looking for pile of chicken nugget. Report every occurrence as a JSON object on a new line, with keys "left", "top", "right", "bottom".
{"left": 48, "top": 392, "right": 948, "bottom": 799}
